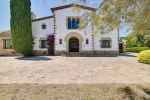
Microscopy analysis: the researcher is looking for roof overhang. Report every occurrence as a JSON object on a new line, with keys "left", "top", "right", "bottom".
{"left": 32, "top": 16, "right": 54, "bottom": 22}
{"left": 51, "top": 4, "right": 96, "bottom": 13}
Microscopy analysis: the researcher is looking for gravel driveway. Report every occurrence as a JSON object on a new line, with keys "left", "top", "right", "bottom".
{"left": 0, "top": 56, "right": 150, "bottom": 84}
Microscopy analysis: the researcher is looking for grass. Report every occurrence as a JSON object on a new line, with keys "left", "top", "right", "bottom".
{"left": 0, "top": 84, "right": 150, "bottom": 100}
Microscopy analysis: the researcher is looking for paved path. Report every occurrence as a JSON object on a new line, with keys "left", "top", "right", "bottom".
{"left": 0, "top": 56, "right": 150, "bottom": 84}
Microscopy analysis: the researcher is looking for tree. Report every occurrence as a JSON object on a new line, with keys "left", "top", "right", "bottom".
{"left": 144, "top": 34, "right": 150, "bottom": 47}
{"left": 126, "top": 32, "right": 150, "bottom": 48}
{"left": 99, "top": 0, "right": 150, "bottom": 37}
{"left": 126, "top": 33, "right": 145, "bottom": 47}
{"left": 10, "top": 0, "right": 33, "bottom": 56}
{"left": 63, "top": 0, "right": 150, "bottom": 34}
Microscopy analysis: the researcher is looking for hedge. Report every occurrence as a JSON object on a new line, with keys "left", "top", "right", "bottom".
{"left": 125, "top": 47, "right": 150, "bottom": 53}
{"left": 138, "top": 50, "right": 150, "bottom": 64}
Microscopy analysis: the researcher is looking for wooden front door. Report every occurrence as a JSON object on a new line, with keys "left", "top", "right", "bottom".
{"left": 48, "top": 35, "right": 55, "bottom": 56}
{"left": 69, "top": 37, "right": 79, "bottom": 52}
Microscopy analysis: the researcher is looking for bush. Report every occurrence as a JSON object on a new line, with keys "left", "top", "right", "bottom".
{"left": 125, "top": 47, "right": 150, "bottom": 53}
{"left": 138, "top": 50, "right": 150, "bottom": 64}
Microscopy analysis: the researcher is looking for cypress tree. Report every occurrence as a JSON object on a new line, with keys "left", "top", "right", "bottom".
{"left": 10, "top": 0, "right": 33, "bottom": 56}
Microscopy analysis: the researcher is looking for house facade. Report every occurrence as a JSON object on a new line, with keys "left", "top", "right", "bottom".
{"left": 0, "top": 4, "right": 119, "bottom": 56}
{"left": 32, "top": 4, "right": 119, "bottom": 56}
{"left": 0, "top": 31, "right": 15, "bottom": 56}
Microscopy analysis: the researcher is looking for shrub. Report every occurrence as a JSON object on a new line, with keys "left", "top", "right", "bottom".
{"left": 125, "top": 47, "right": 150, "bottom": 53}
{"left": 138, "top": 50, "right": 150, "bottom": 64}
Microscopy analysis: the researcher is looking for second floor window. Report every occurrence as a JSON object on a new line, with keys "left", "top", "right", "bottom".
{"left": 67, "top": 17, "right": 80, "bottom": 29}
{"left": 41, "top": 24, "right": 47, "bottom": 30}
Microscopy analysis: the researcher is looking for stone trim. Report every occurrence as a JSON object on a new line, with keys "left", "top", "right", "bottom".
{"left": 55, "top": 51, "right": 67, "bottom": 56}
{"left": 80, "top": 51, "right": 119, "bottom": 57}
{"left": 33, "top": 50, "right": 48, "bottom": 56}
{"left": 55, "top": 50, "right": 119, "bottom": 57}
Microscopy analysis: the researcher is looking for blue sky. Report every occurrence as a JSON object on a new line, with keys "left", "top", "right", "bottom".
{"left": 0, "top": 0, "right": 128, "bottom": 36}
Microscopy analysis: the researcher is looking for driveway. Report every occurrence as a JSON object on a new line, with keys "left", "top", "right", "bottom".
{"left": 0, "top": 56, "right": 150, "bottom": 84}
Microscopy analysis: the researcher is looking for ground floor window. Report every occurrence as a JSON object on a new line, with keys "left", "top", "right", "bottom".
{"left": 3, "top": 39, "right": 12, "bottom": 49}
{"left": 101, "top": 39, "right": 112, "bottom": 48}
{"left": 40, "top": 40, "right": 47, "bottom": 48}
{"left": 59, "top": 39, "right": 62, "bottom": 44}
{"left": 86, "top": 39, "right": 89, "bottom": 44}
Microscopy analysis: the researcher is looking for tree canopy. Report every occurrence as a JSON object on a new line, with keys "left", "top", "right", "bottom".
{"left": 99, "top": 0, "right": 150, "bottom": 34}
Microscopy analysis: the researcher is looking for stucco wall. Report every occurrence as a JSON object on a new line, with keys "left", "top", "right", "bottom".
{"left": 54, "top": 7, "right": 119, "bottom": 52}
{"left": 94, "top": 30, "right": 119, "bottom": 51}
{"left": 54, "top": 7, "right": 94, "bottom": 52}
{"left": 31, "top": 5, "right": 119, "bottom": 55}
{"left": 0, "top": 37, "right": 15, "bottom": 56}
{"left": 32, "top": 18, "right": 54, "bottom": 51}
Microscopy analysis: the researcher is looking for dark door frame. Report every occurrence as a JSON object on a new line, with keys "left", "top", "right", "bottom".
{"left": 48, "top": 35, "right": 55, "bottom": 56}
{"left": 69, "top": 37, "right": 79, "bottom": 52}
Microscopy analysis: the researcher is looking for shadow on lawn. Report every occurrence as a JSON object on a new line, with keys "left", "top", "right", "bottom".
{"left": 16, "top": 56, "right": 51, "bottom": 61}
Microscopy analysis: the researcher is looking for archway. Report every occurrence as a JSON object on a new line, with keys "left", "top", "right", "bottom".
{"left": 69, "top": 37, "right": 79, "bottom": 52}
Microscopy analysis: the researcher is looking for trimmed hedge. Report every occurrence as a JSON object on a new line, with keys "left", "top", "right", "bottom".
{"left": 138, "top": 50, "right": 150, "bottom": 64}
{"left": 125, "top": 47, "right": 150, "bottom": 53}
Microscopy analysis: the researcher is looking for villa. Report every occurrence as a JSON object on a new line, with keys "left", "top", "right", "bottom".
{"left": 0, "top": 4, "right": 119, "bottom": 56}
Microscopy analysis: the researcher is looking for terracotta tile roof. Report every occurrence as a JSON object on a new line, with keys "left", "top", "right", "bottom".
{"left": 0, "top": 31, "right": 11, "bottom": 38}
{"left": 51, "top": 4, "right": 96, "bottom": 13}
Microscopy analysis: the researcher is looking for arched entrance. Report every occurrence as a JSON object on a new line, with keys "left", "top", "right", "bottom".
{"left": 69, "top": 37, "right": 79, "bottom": 52}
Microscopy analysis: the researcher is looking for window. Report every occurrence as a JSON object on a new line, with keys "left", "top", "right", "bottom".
{"left": 59, "top": 39, "right": 62, "bottom": 44}
{"left": 40, "top": 40, "right": 47, "bottom": 48}
{"left": 3, "top": 39, "right": 12, "bottom": 49}
{"left": 67, "top": 17, "right": 80, "bottom": 29}
{"left": 86, "top": 39, "right": 89, "bottom": 44}
{"left": 41, "top": 24, "right": 47, "bottom": 29}
{"left": 101, "top": 39, "right": 111, "bottom": 48}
